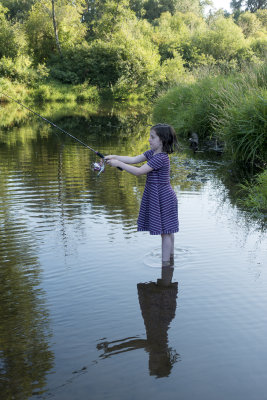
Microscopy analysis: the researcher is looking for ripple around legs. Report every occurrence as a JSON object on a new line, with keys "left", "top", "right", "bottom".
{"left": 143, "top": 246, "right": 198, "bottom": 269}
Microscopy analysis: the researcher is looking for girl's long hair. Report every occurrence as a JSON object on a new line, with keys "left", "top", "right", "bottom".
{"left": 151, "top": 124, "right": 178, "bottom": 154}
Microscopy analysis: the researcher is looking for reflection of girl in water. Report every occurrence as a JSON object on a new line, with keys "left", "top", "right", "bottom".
{"left": 97, "top": 267, "right": 179, "bottom": 378}
{"left": 105, "top": 124, "right": 178, "bottom": 267}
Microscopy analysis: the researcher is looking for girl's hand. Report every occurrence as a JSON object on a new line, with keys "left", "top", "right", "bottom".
{"left": 106, "top": 159, "right": 121, "bottom": 168}
{"left": 104, "top": 155, "right": 117, "bottom": 161}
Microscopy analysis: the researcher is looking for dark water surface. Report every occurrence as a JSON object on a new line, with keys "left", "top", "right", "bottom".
{"left": 0, "top": 102, "right": 266, "bottom": 400}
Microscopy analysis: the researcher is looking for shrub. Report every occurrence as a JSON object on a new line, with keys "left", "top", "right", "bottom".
{"left": 238, "top": 169, "right": 267, "bottom": 212}
{"left": 33, "top": 85, "right": 51, "bottom": 103}
{"left": 0, "top": 5, "right": 18, "bottom": 59}
{"left": 153, "top": 64, "right": 267, "bottom": 167}
{"left": 0, "top": 56, "right": 49, "bottom": 85}
{"left": 213, "top": 88, "right": 267, "bottom": 166}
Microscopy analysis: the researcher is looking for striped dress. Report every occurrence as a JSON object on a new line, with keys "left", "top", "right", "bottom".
{"left": 137, "top": 150, "right": 179, "bottom": 235}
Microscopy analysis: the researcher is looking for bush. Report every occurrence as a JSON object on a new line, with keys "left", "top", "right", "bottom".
{"left": 153, "top": 75, "right": 232, "bottom": 139}
{"left": 32, "top": 85, "right": 51, "bottom": 103}
{"left": 213, "top": 88, "right": 267, "bottom": 166}
{"left": 49, "top": 34, "right": 161, "bottom": 99}
{"left": 0, "top": 5, "right": 18, "bottom": 59}
{"left": 238, "top": 169, "right": 267, "bottom": 212}
{"left": 153, "top": 64, "right": 267, "bottom": 167}
{"left": 0, "top": 56, "right": 49, "bottom": 85}
{"left": 75, "top": 84, "right": 100, "bottom": 103}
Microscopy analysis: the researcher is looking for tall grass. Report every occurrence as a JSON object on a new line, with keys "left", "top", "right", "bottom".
{"left": 212, "top": 87, "right": 266, "bottom": 166}
{"left": 153, "top": 63, "right": 267, "bottom": 167}
{"left": 238, "top": 170, "right": 267, "bottom": 213}
{"left": 0, "top": 77, "right": 100, "bottom": 105}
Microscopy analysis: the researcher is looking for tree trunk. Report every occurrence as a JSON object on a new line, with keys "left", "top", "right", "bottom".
{"left": 51, "top": 0, "right": 62, "bottom": 57}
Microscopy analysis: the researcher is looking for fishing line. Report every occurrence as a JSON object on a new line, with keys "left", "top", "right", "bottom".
{"left": 0, "top": 91, "right": 124, "bottom": 172}
{"left": 1, "top": 91, "right": 103, "bottom": 159}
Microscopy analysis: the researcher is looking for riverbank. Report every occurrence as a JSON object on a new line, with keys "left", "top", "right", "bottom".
{"left": 1, "top": 70, "right": 266, "bottom": 218}
{"left": 0, "top": 77, "right": 100, "bottom": 104}
{"left": 152, "top": 64, "right": 267, "bottom": 215}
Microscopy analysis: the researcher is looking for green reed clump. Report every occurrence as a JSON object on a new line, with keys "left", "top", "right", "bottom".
{"left": 153, "top": 63, "right": 267, "bottom": 167}
{"left": 74, "top": 84, "right": 100, "bottom": 103}
{"left": 212, "top": 87, "right": 266, "bottom": 166}
{"left": 238, "top": 169, "right": 267, "bottom": 213}
{"left": 153, "top": 74, "right": 239, "bottom": 140}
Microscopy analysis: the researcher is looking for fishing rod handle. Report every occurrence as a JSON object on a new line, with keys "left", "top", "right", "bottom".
{"left": 96, "top": 151, "right": 123, "bottom": 171}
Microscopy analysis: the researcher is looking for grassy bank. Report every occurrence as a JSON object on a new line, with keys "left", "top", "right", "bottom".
{"left": 152, "top": 64, "right": 267, "bottom": 213}
{"left": 153, "top": 64, "right": 266, "bottom": 165}
{"left": 238, "top": 170, "right": 267, "bottom": 214}
{"left": 0, "top": 77, "right": 100, "bottom": 105}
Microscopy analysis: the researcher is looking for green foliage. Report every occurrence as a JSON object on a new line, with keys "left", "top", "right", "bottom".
{"left": 0, "top": 5, "right": 18, "bottom": 59}
{"left": 238, "top": 169, "right": 267, "bottom": 212}
{"left": 153, "top": 63, "right": 267, "bottom": 167}
{"left": 231, "top": 0, "right": 267, "bottom": 13}
{"left": 213, "top": 87, "right": 267, "bottom": 166}
{"left": 24, "top": 0, "right": 86, "bottom": 64}
{"left": 0, "top": 56, "right": 49, "bottom": 85}
{"left": 141, "top": 0, "right": 201, "bottom": 21}
{"left": 153, "top": 75, "right": 225, "bottom": 139}
{"left": 237, "top": 11, "right": 262, "bottom": 36}
{"left": 1, "top": 0, "right": 266, "bottom": 106}
{"left": 255, "top": 9, "right": 267, "bottom": 27}
{"left": 86, "top": 0, "right": 134, "bottom": 40}
{"left": 24, "top": 2, "right": 56, "bottom": 63}
{"left": 195, "top": 16, "right": 246, "bottom": 61}
{"left": 250, "top": 36, "right": 267, "bottom": 58}
{"left": 29, "top": 81, "right": 100, "bottom": 104}
{"left": 50, "top": 14, "right": 162, "bottom": 98}
{"left": 0, "top": 0, "right": 36, "bottom": 22}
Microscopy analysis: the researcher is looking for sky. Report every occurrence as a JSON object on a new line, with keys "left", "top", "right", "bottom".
{"left": 209, "top": 0, "right": 232, "bottom": 12}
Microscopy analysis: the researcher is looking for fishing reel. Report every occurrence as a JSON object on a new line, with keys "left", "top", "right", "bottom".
{"left": 91, "top": 159, "right": 106, "bottom": 176}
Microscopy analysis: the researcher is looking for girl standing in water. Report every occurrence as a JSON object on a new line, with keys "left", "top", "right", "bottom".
{"left": 105, "top": 123, "right": 179, "bottom": 267}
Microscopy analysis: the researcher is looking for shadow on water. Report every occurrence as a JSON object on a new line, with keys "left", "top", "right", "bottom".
{"left": 97, "top": 266, "right": 179, "bottom": 379}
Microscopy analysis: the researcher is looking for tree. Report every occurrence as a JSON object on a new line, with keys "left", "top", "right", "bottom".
{"left": 0, "top": 5, "right": 18, "bottom": 59}
{"left": 237, "top": 11, "right": 261, "bottom": 36}
{"left": 0, "top": 0, "right": 36, "bottom": 22}
{"left": 246, "top": 0, "right": 267, "bottom": 12}
{"left": 255, "top": 8, "right": 267, "bottom": 25}
{"left": 231, "top": 0, "right": 267, "bottom": 12}
{"left": 195, "top": 16, "right": 246, "bottom": 61}
{"left": 25, "top": 0, "right": 86, "bottom": 63}
{"left": 51, "top": 0, "right": 62, "bottom": 56}
{"left": 130, "top": 0, "right": 203, "bottom": 22}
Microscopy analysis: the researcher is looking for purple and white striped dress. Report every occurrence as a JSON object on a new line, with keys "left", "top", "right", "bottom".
{"left": 137, "top": 150, "right": 179, "bottom": 235}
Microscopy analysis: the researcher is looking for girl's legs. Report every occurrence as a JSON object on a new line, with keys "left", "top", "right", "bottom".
{"left": 161, "top": 233, "right": 174, "bottom": 266}
{"left": 170, "top": 233, "right": 175, "bottom": 266}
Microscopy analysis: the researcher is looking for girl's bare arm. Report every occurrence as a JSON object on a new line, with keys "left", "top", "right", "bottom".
{"left": 105, "top": 154, "right": 146, "bottom": 164}
{"left": 107, "top": 159, "right": 153, "bottom": 176}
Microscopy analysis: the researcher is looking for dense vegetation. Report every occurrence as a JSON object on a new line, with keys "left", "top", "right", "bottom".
{"left": 0, "top": 0, "right": 266, "bottom": 213}
{"left": 0, "top": 0, "right": 266, "bottom": 100}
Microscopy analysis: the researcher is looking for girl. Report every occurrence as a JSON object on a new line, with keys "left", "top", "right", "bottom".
{"left": 105, "top": 123, "right": 179, "bottom": 267}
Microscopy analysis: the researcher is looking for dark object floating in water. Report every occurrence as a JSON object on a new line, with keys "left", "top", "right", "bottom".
{"left": 189, "top": 133, "right": 199, "bottom": 153}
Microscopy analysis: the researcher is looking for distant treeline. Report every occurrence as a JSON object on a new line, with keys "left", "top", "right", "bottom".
{"left": 0, "top": 0, "right": 266, "bottom": 100}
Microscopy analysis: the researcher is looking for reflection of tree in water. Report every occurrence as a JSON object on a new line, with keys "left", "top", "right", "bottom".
{"left": 0, "top": 204, "right": 54, "bottom": 397}
{"left": 97, "top": 267, "right": 179, "bottom": 378}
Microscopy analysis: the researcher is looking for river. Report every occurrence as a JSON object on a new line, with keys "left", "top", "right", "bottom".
{"left": 0, "top": 101, "right": 266, "bottom": 400}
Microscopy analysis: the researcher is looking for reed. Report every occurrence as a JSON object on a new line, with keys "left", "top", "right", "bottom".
{"left": 238, "top": 170, "right": 267, "bottom": 212}
{"left": 153, "top": 63, "right": 267, "bottom": 167}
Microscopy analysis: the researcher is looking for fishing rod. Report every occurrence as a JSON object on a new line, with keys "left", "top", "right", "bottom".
{"left": 0, "top": 91, "right": 111, "bottom": 162}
